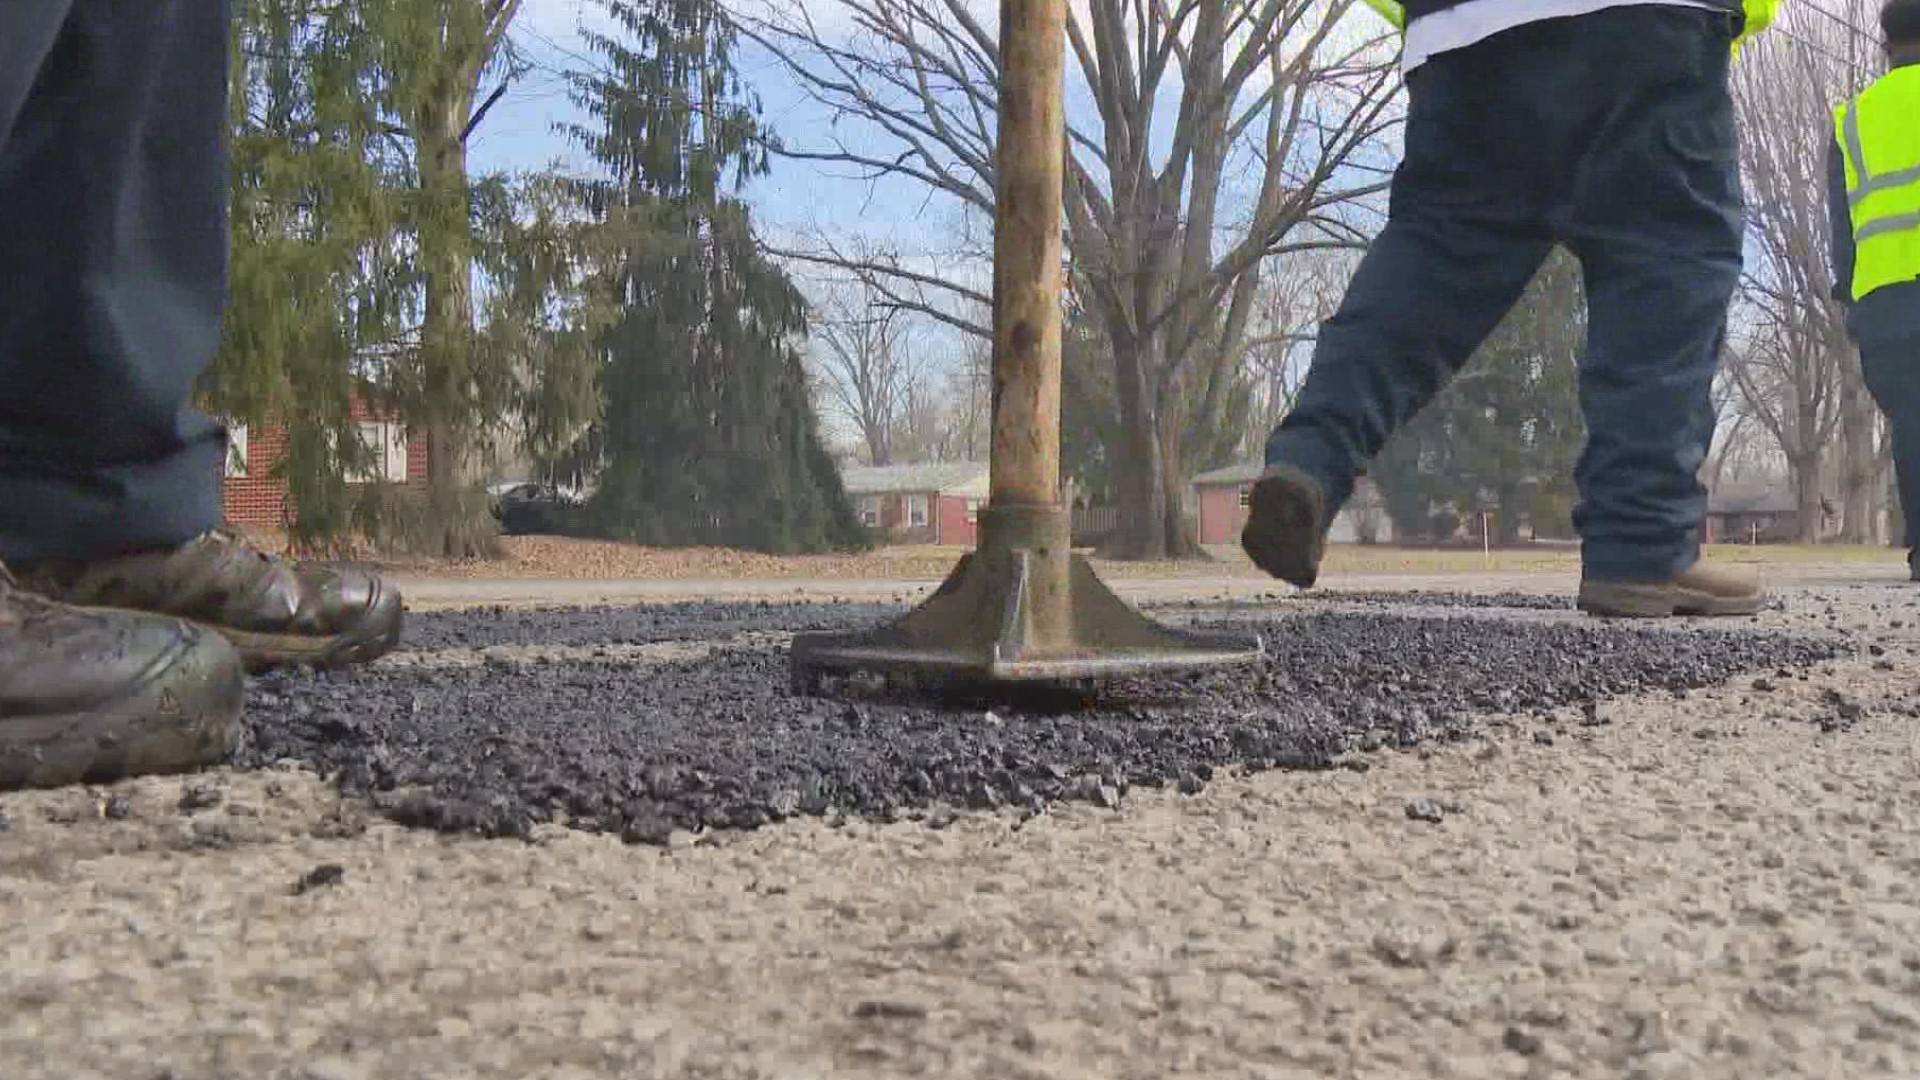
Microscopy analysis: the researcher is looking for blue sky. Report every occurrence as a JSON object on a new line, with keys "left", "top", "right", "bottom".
{"left": 469, "top": 0, "right": 990, "bottom": 448}
{"left": 471, "top": 0, "right": 1395, "bottom": 282}
{"left": 472, "top": 0, "right": 1398, "bottom": 448}
{"left": 470, "top": 0, "right": 932, "bottom": 262}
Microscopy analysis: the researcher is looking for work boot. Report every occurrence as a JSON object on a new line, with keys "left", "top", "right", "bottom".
{"left": 1577, "top": 562, "right": 1766, "bottom": 618}
{"left": 1241, "top": 463, "right": 1329, "bottom": 589}
{"left": 0, "top": 567, "right": 243, "bottom": 791}
{"left": 13, "top": 530, "right": 403, "bottom": 671}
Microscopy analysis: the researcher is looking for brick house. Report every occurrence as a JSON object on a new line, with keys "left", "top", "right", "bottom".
{"left": 841, "top": 462, "right": 990, "bottom": 545}
{"left": 1191, "top": 462, "right": 1392, "bottom": 546}
{"left": 218, "top": 392, "right": 429, "bottom": 528}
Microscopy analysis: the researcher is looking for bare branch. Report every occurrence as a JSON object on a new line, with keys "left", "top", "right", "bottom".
{"left": 738, "top": 0, "right": 1402, "bottom": 555}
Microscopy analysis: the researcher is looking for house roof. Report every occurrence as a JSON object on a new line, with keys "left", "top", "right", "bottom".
{"left": 841, "top": 461, "right": 990, "bottom": 497}
{"left": 1707, "top": 483, "right": 1797, "bottom": 515}
{"left": 1191, "top": 461, "right": 1266, "bottom": 486}
{"left": 1191, "top": 462, "right": 1384, "bottom": 495}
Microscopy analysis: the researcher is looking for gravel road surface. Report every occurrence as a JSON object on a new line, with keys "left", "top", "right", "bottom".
{"left": 3, "top": 575, "right": 1919, "bottom": 1079}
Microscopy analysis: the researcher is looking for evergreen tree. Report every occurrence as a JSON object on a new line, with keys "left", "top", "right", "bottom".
{"left": 215, "top": 0, "right": 410, "bottom": 548}
{"left": 1371, "top": 249, "right": 1587, "bottom": 542}
{"left": 215, "top": 0, "right": 605, "bottom": 554}
{"left": 564, "top": 0, "right": 864, "bottom": 552}
{"left": 469, "top": 173, "right": 614, "bottom": 490}
{"left": 357, "top": 0, "right": 528, "bottom": 556}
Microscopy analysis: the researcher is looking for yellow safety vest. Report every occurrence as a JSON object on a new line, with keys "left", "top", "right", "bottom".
{"left": 1835, "top": 66, "right": 1920, "bottom": 302}
{"left": 1359, "top": 0, "right": 1780, "bottom": 52}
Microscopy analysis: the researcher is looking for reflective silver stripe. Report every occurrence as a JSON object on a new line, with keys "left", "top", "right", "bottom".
{"left": 1858, "top": 211, "right": 1920, "bottom": 242}
{"left": 1851, "top": 164, "right": 1920, "bottom": 208}
{"left": 1845, "top": 103, "right": 1920, "bottom": 209}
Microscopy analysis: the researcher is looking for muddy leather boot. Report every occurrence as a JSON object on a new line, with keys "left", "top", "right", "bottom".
{"left": 1577, "top": 562, "right": 1766, "bottom": 618}
{"left": 0, "top": 567, "right": 243, "bottom": 790}
{"left": 13, "top": 531, "right": 403, "bottom": 672}
{"left": 1241, "top": 463, "right": 1330, "bottom": 589}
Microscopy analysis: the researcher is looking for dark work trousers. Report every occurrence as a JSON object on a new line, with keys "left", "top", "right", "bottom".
{"left": 1854, "top": 284, "right": 1920, "bottom": 570}
{"left": 1264, "top": 6, "right": 1745, "bottom": 581}
{"left": 0, "top": 0, "right": 230, "bottom": 563}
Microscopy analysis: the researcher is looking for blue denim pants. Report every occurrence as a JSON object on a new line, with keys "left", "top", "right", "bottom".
{"left": 1265, "top": 5, "right": 1744, "bottom": 580}
{"left": 1856, "top": 285, "right": 1920, "bottom": 565}
{"left": 0, "top": 0, "right": 230, "bottom": 561}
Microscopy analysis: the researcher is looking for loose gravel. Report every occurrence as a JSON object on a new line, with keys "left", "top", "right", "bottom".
{"left": 1300, "top": 590, "right": 1575, "bottom": 610}
{"left": 10, "top": 577, "right": 1920, "bottom": 1080}
{"left": 237, "top": 602, "right": 1839, "bottom": 842}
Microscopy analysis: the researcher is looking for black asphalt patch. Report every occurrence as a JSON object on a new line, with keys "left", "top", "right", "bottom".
{"left": 237, "top": 603, "right": 1840, "bottom": 842}
{"left": 398, "top": 600, "right": 904, "bottom": 650}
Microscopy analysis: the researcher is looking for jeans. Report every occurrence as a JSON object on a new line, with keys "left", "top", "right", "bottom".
{"left": 0, "top": 0, "right": 230, "bottom": 562}
{"left": 1264, "top": 5, "right": 1745, "bottom": 580}
{"left": 1856, "top": 286, "right": 1920, "bottom": 566}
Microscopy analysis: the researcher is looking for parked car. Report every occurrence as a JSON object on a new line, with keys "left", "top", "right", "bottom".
{"left": 488, "top": 481, "right": 588, "bottom": 536}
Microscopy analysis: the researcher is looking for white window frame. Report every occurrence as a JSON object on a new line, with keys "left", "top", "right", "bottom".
{"left": 907, "top": 493, "right": 930, "bottom": 529}
{"left": 859, "top": 496, "right": 881, "bottom": 528}
{"left": 381, "top": 423, "right": 410, "bottom": 483}
{"left": 225, "top": 423, "right": 250, "bottom": 479}
{"left": 348, "top": 421, "right": 410, "bottom": 484}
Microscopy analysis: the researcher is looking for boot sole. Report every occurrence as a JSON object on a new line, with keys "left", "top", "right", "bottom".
{"left": 218, "top": 594, "right": 405, "bottom": 673}
{"left": 1577, "top": 581, "right": 1765, "bottom": 618}
{"left": 0, "top": 624, "right": 244, "bottom": 791}
{"left": 1241, "top": 465, "right": 1326, "bottom": 589}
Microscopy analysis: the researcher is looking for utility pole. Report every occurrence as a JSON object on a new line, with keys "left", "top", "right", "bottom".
{"left": 790, "top": 0, "right": 1259, "bottom": 689}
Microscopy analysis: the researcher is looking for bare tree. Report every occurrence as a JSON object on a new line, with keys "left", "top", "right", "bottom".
{"left": 739, "top": 0, "right": 1400, "bottom": 558}
{"left": 938, "top": 331, "right": 992, "bottom": 461}
{"left": 810, "top": 280, "right": 924, "bottom": 465}
{"left": 889, "top": 369, "right": 978, "bottom": 461}
{"left": 1705, "top": 371, "right": 1783, "bottom": 490}
{"left": 1241, "top": 245, "right": 1356, "bottom": 458}
{"left": 1728, "top": 1, "right": 1882, "bottom": 542}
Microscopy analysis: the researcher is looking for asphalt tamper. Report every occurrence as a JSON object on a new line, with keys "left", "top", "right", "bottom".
{"left": 789, "top": 0, "right": 1262, "bottom": 693}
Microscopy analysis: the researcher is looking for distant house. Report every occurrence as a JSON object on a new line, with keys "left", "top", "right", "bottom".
{"left": 218, "top": 390, "right": 429, "bottom": 528}
{"left": 841, "top": 461, "right": 990, "bottom": 545}
{"left": 1190, "top": 462, "right": 1392, "bottom": 546}
{"left": 1704, "top": 483, "right": 1801, "bottom": 544}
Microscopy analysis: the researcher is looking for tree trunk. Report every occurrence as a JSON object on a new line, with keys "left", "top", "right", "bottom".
{"left": 1891, "top": 469, "right": 1907, "bottom": 548}
{"left": 1495, "top": 485, "right": 1524, "bottom": 545}
{"left": 1110, "top": 413, "right": 1168, "bottom": 559}
{"left": 1884, "top": 432, "right": 1903, "bottom": 547}
{"left": 414, "top": 93, "right": 490, "bottom": 558}
{"left": 864, "top": 421, "right": 891, "bottom": 467}
{"left": 1154, "top": 394, "right": 1200, "bottom": 558}
{"left": 1103, "top": 334, "right": 1205, "bottom": 560}
{"left": 1789, "top": 451, "right": 1822, "bottom": 544}
{"left": 1839, "top": 353, "right": 1879, "bottom": 544}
